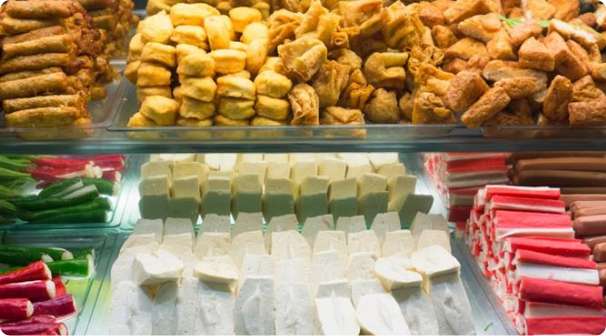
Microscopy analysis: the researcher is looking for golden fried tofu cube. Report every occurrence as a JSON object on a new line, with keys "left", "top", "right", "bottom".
{"left": 229, "top": 7, "right": 262, "bottom": 33}
{"left": 205, "top": 15, "right": 234, "bottom": 50}
{"left": 255, "top": 95, "right": 290, "bottom": 120}
{"left": 177, "top": 53, "right": 215, "bottom": 78}
{"left": 211, "top": 49, "right": 246, "bottom": 74}
{"left": 128, "top": 112, "right": 157, "bottom": 127}
{"left": 124, "top": 60, "right": 140, "bottom": 83}
{"left": 176, "top": 44, "right": 205, "bottom": 63}
{"left": 461, "top": 87, "right": 511, "bottom": 128}
{"left": 216, "top": 75, "right": 256, "bottom": 100}
{"left": 137, "top": 86, "right": 172, "bottom": 102}
{"left": 180, "top": 77, "right": 217, "bottom": 102}
{"left": 445, "top": 71, "right": 489, "bottom": 113}
{"left": 137, "top": 62, "right": 171, "bottom": 87}
{"left": 487, "top": 30, "right": 516, "bottom": 61}
{"left": 251, "top": 116, "right": 287, "bottom": 126}
{"left": 254, "top": 70, "right": 292, "bottom": 98}
{"left": 218, "top": 97, "right": 255, "bottom": 119}
{"left": 445, "top": 37, "right": 487, "bottom": 60}
{"left": 214, "top": 114, "right": 250, "bottom": 126}
{"left": 519, "top": 37, "right": 555, "bottom": 72}
{"left": 170, "top": 3, "right": 219, "bottom": 26}
{"left": 240, "top": 21, "right": 269, "bottom": 44}
{"left": 139, "top": 96, "right": 179, "bottom": 126}
{"left": 141, "top": 42, "right": 176, "bottom": 68}
{"left": 543, "top": 75, "right": 573, "bottom": 122}
{"left": 179, "top": 96, "right": 216, "bottom": 120}
{"left": 170, "top": 25, "right": 208, "bottom": 49}
{"left": 140, "top": 10, "right": 174, "bottom": 44}
{"left": 177, "top": 117, "right": 213, "bottom": 127}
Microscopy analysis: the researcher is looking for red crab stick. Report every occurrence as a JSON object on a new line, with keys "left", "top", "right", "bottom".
{"left": 0, "top": 262, "right": 51, "bottom": 285}
{"left": 0, "top": 299, "right": 33, "bottom": 321}
{"left": 52, "top": 277, "right": 66, "bottom": 297}
{"left": 519, "top": 277, "right": 604, "bottom": 309}
{"left": 513, "top": 249, "right": 599, "bottom": 285}
{"left": 488, "top": 195, "right": 566, "bottom": 214}
{"left": 0, "top": 322, "right": 67, "bottom": 335}
{"left": 0, "top": 281, "right": 55, "bottom": 302}
{"left": 485, "top": 185, "right": 561, "bottom": 201}
{"left": 524, "top": 316, "right": 606, "bottom": 335}
{"left": 1, "top": 315, "right": 56, "bottom": 326}
{"left": 33, "top": 295, "right": 76, "bottom": 321}
{"left": 504, "top": 237, "right": 591, "bottom": 258}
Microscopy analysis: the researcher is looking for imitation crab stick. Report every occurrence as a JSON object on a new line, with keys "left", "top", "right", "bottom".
{"left": 487, "top": 195, "right": 566, "bottom": 213}
{"left": 504, "top": 237, "right": 591, "bottom": 258}
{"left": 0, "top": 321, "right": 66, "bottom": 335}
{"left": 0, "top": 262, "right": 51, "bottom": 285}
{"left": 519, "top": 277, "right": 603, "bottom": 309}
{"left": 0, "top": 299, "right": 32, "bottom": 321}
{"left": 33, "top": 295, "right": 76, "bottom": 321}
{"left": 52, "top": 278, "right": 65, "bottom": 297}
{"left": 0, "top": 280, "right": 55, "bottom": 302}
{"left": 524, "top": 316, "right": 606, "bottom": 335}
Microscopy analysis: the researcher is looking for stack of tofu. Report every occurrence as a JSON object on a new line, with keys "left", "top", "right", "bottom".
{"left": 467, "top": 185, "right": 606, "bottom": 335}
{"left": 139, "top": 153, "right": 433, "bottom": 227}
{"left": 109, "top": 210, "right": 475, "bottom": 335}
{"left": 425, "top": 153, "right": 510, "bottom": 229}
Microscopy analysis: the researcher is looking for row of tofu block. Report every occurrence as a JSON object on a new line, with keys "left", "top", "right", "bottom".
{"left": 110, "top": 212, "right": 474, "bottom": 335}
{"left": 466, "top": 185, "right": 606, "bottom": 335}
{"left": 139, "top": 152, "right": 433, "bottom": 226}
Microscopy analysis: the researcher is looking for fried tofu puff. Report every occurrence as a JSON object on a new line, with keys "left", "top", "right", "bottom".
{"left": 254, "top": 70, "right": 292, "bottom": 98}
{"left": 139, "top": 96, "right": 179, "bottom": 126}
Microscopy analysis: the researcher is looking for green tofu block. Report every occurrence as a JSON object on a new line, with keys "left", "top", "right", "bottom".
{"left": 263, "top": 193, "right": 295, "bottom": 222}
{"left": 168, "top": 198, "right": 199, "bottom": 224}
{"left": 296, "top": 193, "right": 328, "bottom": 224}
{"left": 201, "top": 191, "right": 231, "bottom": 217}
{"left": 358, "top": 192, "right": 388, "bottom": 228}
{"left": 329, "top": 197, "right": 357, "bottom": 223}
{"left": 232, "top": 192, "right": 262, "bottom": 218}
{"left": 139, "top": 196, "right": 168, "bottom": 220}
{"left": 399, "top": 194, "right": 434, "bottom": 229}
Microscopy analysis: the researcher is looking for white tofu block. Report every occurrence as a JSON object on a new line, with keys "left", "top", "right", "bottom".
{"left": 410, "top": 213, "right": 449, "bottom": 237}
{"left": 387, "top": 175, "right": 417, "bottom": 211}
{"left": 195, "top": 232, "right": 231, "bottom": 259}
{"left": 399, "top": 194, "right": 434, "bottom": 229}
{"left": 431, "top": 273, "right": 475, "bottom": 335}
{"left": 175, "top": 277, "right": 200, "bottom": 334}
{"left": 263, "top": 153, "right": 289, "bottom": 163}
{"left": 337, "top": 153, "right": 368, "bottom": 161}
{"left": 356, "top": 293, "right": 410, "bottom": 335}
{"left": 329, "top": 178, "right": 358, "bottom": 220}
{"left": 230, "top": 230, "right": 267, "bottom": 268}
{"left": 347, "top": 230, "right": 380, "bottom": 257}
{"left": 267, "top": 214, "right": 298, "bottom": 233}
{"left": 315, "top": 294, "right": 360, "bottom": 335}
{"left": 204, "top": 154, "right": 221, "bottom": 170}
{"left": 218, "top": 154, "right": 237, "bottom": 172}
{"left": 313, "top": 231, "right": 347, "bottom": 259}
{"left": 232, "top": 175, "right": 262, "bottom": 217}
{"left": 274, "top": 257, "right": 311, "bottom": 285}
{"left": 275, "top": 283, "right": 316, "bottom": 335}
{"left": 240, "top": 254, "right": 273, "bottom": 283}
{"left": 232, "top": 212, "right": 263, "bottom": 238}
{"left": 312, "top": 250, "right": 347, "bottom": 288}
{"left": 368, "top": 153, "right": 399, "bottom": 171}
{"left": 171, "top": 175, "right": 201, "bottom": 201}
{"left": 316, "top": 279, "right": 351, "bottom": 298}
{"left": 347, "top": 252, "right": 376, "bottom": 281}
{"left": 162, "top": 217, "right": 194, "bottom": 256}
{"left": 289, "top": 153, "right": 317, "bottom": 163}
{"left": 336, "top": 215, "right": 366, "bottom": 234}
{"left": 377, "top": 163, "right": 406, "bottom": 180}
{"left": 201, "top": 176, "right": 231, "bottom": 216}
{"left": 196, "top": 280, "right": 235, "bottom": 334}
{"left": 296, "top": 176, "right": 329, "bottom": 223}
{"left": 411, "top": 245, "right": 460, "bottom": 293}
{"left": 133, "top": 249, "right": 184, "bottom": 286}
{"left": 350, "top": 279, "right": 386, "bottom": 307}
{"left": 194, "top": 153, "right": 205, "bottom": 163}
{"left": 374, "top": 256, "right": 422, "bottom": 291}
{"left": 201, "top": 214, "right": 230, "bottom": 233}
{"left": 234, "top": 276, "right": 275, "bottom": 335}
{"left": 344, "top": 158, "right": 372, "bottom": 180}
{"left": 318, "top": 159, "right": 347, "bottom": 183}
{"left": 109, "top": 280, "right": 153, "bottom": 335}
{"left": 194, "top": 255, "right": 239, "bottom": 284}
{"left": 358, "top": 173, "right": 387, "bottom": 197}
{"left": 169, "top": 176, "right": 200, "bottom": 223}
{"left": 139, "top": 175, "right": 170, "bottom": 219}
{"left": 112, "top": 244, "right": 158, "bottom": 286}
{"left": 266, "top": 162, "right": 290, "bottom": 179}
{"left": 209, "top": 170, "right": 232, "bottom": 178}
{"left": 271, "top": 230, "right": 311, "bottom": 260}
{"left": 152, "top": 282, "right": 178, "bottom": 335}
{"left": 141, "top": 160, "right": 171, "bottom": 178}
{"left": 383, "top": 230, "right": 416, "bottom": 257}
{"left": 358, "top": 191, "right": 389, "bottom": 225}
{"left": 371, "top": 212, "right": 401, "bottom": 243}
{"left": 302, "top": 214, "right": 333, "bottom": 246}
{"left": 173, "top": 161, "right": 208, "bottom": 184}
{"left": 417, "top": 230, "right": 451, "bottom": 253}
{"left": 237, "top": 153, "right": 264, "bottom": 163}
{"left": 263, "top": 178, "right": 295, "bottom": 222}
{"left": 237, "top": 161, "right": 267, "bottom": 184}
{"left": 122, "top": 219, "right": 163, "bottom": 251}
{"left": 291, "top": 161, "right": 318, "bottom": 186}
{"left": 149, "top": 153, "right": 173, "bottom": 162}
{"left": 392, "top": 286, "right": 440, "bottom": 335}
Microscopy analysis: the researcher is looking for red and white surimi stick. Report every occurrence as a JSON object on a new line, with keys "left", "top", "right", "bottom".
{"left": 524, "top": 316, "right": 606, "bottom": 335}
{"left": 0, "top": 262, "right": 51, "bottom": 285}
{"left": 52, "top": 277, "right": 66, "bottom": 298}
{"left": 512, "top": 249, "right": 599, "bottom": 285}
{"left": 485, "top": 185, "right": 561, "bottom": 201}
{"left": 522, "top": 301, "right": 606, "bottom": 318}
{"left": 0, "top": 322, "right": 67, "bottom": 335}
{"left": 0, "top": 315, "right": 56, "bottom": 327}
{"left": 519, "top": 277, "right": 604, "bottom": 309}
{"left": 504, "top": 237, "right": 591, "bottom": 258}
{"left": 0, "top": 281, "right": 55, "bottom": 302}
{"left": 494, "top": 210, "right": 574, "bottom": 240}
{"left": 0, "top": 299, "right": 32, "bottom": 321}
{"left": 446, "top": 156, "right": 507, "bottom": 174}
{"left": 33, "top": 295, "right": 76, "bottom": 321}
{"left": 488, "top": 195, "right": 566, "bottom": 214}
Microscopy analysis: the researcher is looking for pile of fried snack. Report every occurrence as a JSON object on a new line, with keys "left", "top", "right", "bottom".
{"left": 125, "top": 0, "right": 606, "bottom": 128}
{"left": 0, "top": 0, "right": 136, "bottom": 131}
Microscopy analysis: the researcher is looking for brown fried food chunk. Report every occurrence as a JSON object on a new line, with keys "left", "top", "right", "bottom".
{"left": 444, "top": 0, "right": 494, "bottom": 24}
{"left": 487, "top": 30, "right": 515, "bottom": 60}
{"left": 542, "top": 75, "right": 573, "bottom": 122}
{"left": 382, "top": 2, "right": 425, "bottom": 50}
{"left": 482, "top": 60, "right": 548, "bottom": 84}
{"left": 267, "top": 10, "right": 301, "bottom": 53}
{"left": 484, "top": 98, "right": 535, "bottom": 126}
{"left": 457, "top": 13, "right": 501, "bottom": 43}
{"left": 461, "top": 86, "right": 511, "bottom": 128}
{"left": 2, "top": 94, "right": 83, "bottom": 114}
{"left": 527, "top": 0, "right": 555, "bottom": 20}
{"left": 289, "top": 83, "right": 319, "bottom": 125}
{"left": 549, "top": 19, "right": 602, "bottom": 49}
{"left": 312, "top": 61, "right": 351, "bottom": 108}
{"left": 412, "top": 91, "right": 455, "bottom": 124}
{"left": 278, "top": 37, "right": 327, "bottom": 82}
{"left": 0, "top": 72, "right": 69, "bottom": 99}
{"left": 543, "top": 32, "right": 587, "bottom": 81}
{"left": 5, "top": 0, "right": 76, "bottom": 19}
{"left": 572, "top": 75, "right": 605, "bottom": 102}
{"left": 294, "top": 0, "right": 327, "bottom": 38}
{"left": 445, "top": 38, "right": 487, "bottom": 60}
{"left": 569, "top": 97, "right": 606, "bottom": 126}
{"left": 495, "top": 77, "right": 544, "bottom": 100}
{"left": 507, "top": 20, "right": 542, "bottom": 48}
{"left": 339, "top": 69, "right": 374, "bottom": 111}
{"left": 518, "top": 37, "right": 555, "bottom": 72}
{"left": 445, "top": 70, "right": 489, "bottom": 113}
{"left": 363, "top": 89, "right": 399, "bottom": 123}
{"left": 329, "top": 49, "right": 363, "bottom": 70}
{"left": 417, "top": 2, "right": 445, "bottom": 27}
{"left": 339, "top": 0, "right": 384, "bottom": 38}
{"left": 6, "top": 107, "right": 79, "bottom": 128}
{"left": 589, "top": 63, "right": 606, "bottom": 82}
{"left": 363, "top": 52, "right": 408, "bottom": 90}
{"left": 399, "top": 93, "right": 413, "bottom": 121}
{"left": 432, "top": 25, "right": 458, "bottom": 49}
{"left": 321, "top": 106, "right": 364, "bottom": 125}
{"left": 0, "top": 53, "right": 71, "bottom": 74}
{"left": 551, "top": 0, "right": 579, "bottom": 21}
{"left": 443, "top": 58, "right": 468, "bottom": 74}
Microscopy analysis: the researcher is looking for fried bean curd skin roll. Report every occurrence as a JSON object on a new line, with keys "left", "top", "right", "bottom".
{"left": 79, "top": 0, "right": 115, "bottom": 11}
{"left": 6, "top": 107, "right": 80, "bottom": 128}
{"left": 2, "top": 26, "right": 65, "bottom": 45}
{"left": 0, "top": 67, "right": 62, "bottom": 82}
{"left": 2, "top": 34, "right": 75, "bottom": 60}
{"left": 5, "top": 0, "right": 76, "bottom": 19}
{"left": 0, "top": 53, "right": 72, "bottom": 74}
{"left": 0, "top": 72, "right": 69, "bottom": 99}
{"left": 2, "top": 94, "right": 84, "bottom": 114}
{"left": 0, "top": 17, "right": 58, "bottom": 35}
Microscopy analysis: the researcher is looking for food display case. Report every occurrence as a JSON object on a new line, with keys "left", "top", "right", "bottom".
{"left": 3, "top": 0, "right": 606, "bottom": 335}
